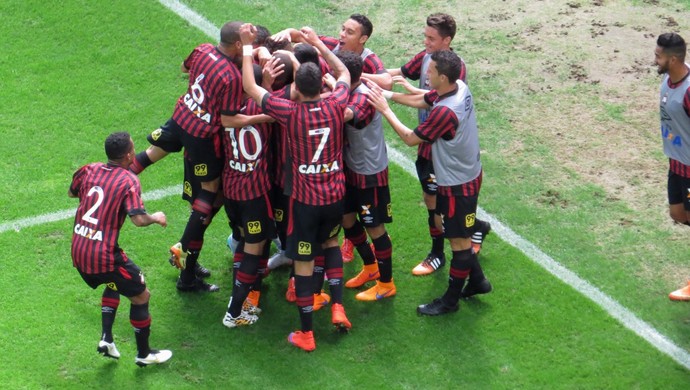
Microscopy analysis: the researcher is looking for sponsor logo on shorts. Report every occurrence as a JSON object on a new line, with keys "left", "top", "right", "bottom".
{"left": 298, "top": 241, "right": 312, "bottom": 255}
{"left": 106, "top": 282, "right": 118, "bottom": 291}
{"left": 151, "top": 128, "right": 162, "bottom": 141}
{"left": 329, "top": 225, "right": 340, "bottom": 237}
{"left": 184, "top": 181, "right": 192, "bottom": 197}
{"left": 387, "top": 203, "right": 392, "bottom": 217}
{"left": 274, "top": 208, "right": 284, "bottom": 222}
{"left": 465, "top": 213, "right": 476, "bottom": 228}
{"left": 360, "top": 204, "right": 371, "bottom": 215}
{"left": 247, "top": 221, "right": 262, "bottom": 234}
{"left": 194, "top": 164, "right": 208, "bottom": 176}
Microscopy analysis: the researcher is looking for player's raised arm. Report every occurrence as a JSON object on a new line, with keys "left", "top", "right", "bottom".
{"left": 300, "top": 26, "right": 350, "bottom": 87}
{"left": 239, "top": 23, "right": 269, "bottom": 104}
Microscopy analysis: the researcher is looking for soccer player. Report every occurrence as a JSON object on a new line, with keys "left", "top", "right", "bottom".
{"left": 240, "top": 23, "right": 352, "bottom": 351}
{"left": 221, "top": 64, "right": 276, "bottom": 328}
{"left": 366, "top": 50, "right": 492, "bottom": 315}
{"left": 69, "top": 132, "right": 172, "bottom": 366}
{"left": 387, "top": 13, "right": 491, "bottom": 276}
{"left": 328, "top": 51, "right": 396, "bottom": 301}
{"left": 128, "top": 21, "right": 272, "bottom": 292}
{"left": 655, "top": 33, "right": 690, "bottom": 301}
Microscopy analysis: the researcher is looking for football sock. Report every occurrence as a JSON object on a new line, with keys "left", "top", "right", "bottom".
{"left": 232, "top": 243, "right": 245, "bottom": 283}
{"left": 312, "top": 256, "right": 325, "bottom": 294}
{"left": 372, "top": 232, "right": 393, "bottom": 283}
{"left": 324, "top": 246, "right": 344, "bottom": 304}
{"left": 294, "top": 275, "right": 314, "bottom": 332}
{"left": 442, "top": 249, "right": 473, "bottom": 306}
{"left": 344, "top": 222, "right": 375, "bottom": 265}
{"left": 429, "top": 209, "right": 444, "bottom": 256}
{"left": 130, "top": 303, "right": 151, "bottom": 358}
{"left": 179, "top": 190, "right": 215, "bottom": 281}
{"left": 101, "top": 287, "right": 120, "bottom": 343}
{"left": 228, "top": 253, "right": 259, "bottom": 317}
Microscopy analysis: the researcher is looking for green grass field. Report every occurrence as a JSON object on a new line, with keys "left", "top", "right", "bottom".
{"left": 2, "top": 0, "right": 690, "bottom": 388}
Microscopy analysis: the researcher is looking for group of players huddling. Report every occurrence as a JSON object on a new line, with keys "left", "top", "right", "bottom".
{"left": 69, "top": 12, "right": 493, "bottom": 361}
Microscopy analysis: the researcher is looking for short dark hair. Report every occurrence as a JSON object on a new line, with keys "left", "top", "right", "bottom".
{"left": 220, "top": 21, "right": 243, "bottom": 46}
{"left": 337, "top": 51, "right": 362, "bottom": 84}
{"left": 264, "top": 37, "right": 293, "bottom": 53}
{"left": 252, "top": 63, "right": 263, "bottom": 86}
{"left": 431, "top": 50, "right": 461, "bottom": 83}
{"left": 254, "top": 25, "right": 271, "bottom": 46}
{"left": 294, "top": 43, "right": 319, "bottom": 65}
{"left": 350, "top": 14, "right": 373, "bottom": 38}
{"left": 105, "top": 132, "right": 132, "bottom": 160}
{"left": 658, "top": 32, "right": 687, "bottom": 61}
{"left": 427, "top": 13, "right": 456, "bottom": 40}
{"left": 295, "top": 62, "right": 322, "bottom": 97}
{"left": 272, "top": 52, "right": 295, "bottom": 90}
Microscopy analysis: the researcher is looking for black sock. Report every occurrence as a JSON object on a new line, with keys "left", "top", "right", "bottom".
{"left": 429, "top": 209, "right": 444, "bottom": 256}
{"left": 130, "top": 303, "right": 151, "bottom": 358}
{"left": 312, "top": 256, "right": 325, "bottom": 294}
{"left": 295, "top": 275, "right": 313, "bottom": 332}
{"left": 442, "top": 249, "right": 473, "bottom": 306}
{"left": 324, "top": 246, "right": 344, "bottom": 304}
{"left": 229, "top": 253, "right": 259, "bottom": 317}
{"left": 101, "top": 287, "right": 120, "bottom": 343}
{"left": 372, "top": 233, "right": 393, "bottom": 283}
{"left": 344, "top": 222, "right": 375, "bottom": 265}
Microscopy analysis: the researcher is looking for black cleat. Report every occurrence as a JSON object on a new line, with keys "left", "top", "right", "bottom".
{"left": 194, "top": 263, "right": 211, "bottom": 279}
{"left": 417, "top": 298, "right": 459, "bottom": 316}
{"left": 176, "top": 277, "right": 219, "bottom": 293}
{"left": 460, "top": 278, "right": 493, "bottom": 299}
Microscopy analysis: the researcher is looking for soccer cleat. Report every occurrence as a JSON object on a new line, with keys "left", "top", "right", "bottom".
{"left": 669, "top": 282, "right": 690, "bottom": 301}
{"left": 226, "top": 234, "right": 239, "bottom": 254}
{"left": 97, "top": 340, "right": 120, "bottom": 359}
{"left": 222, "top": 310, "right": 259, "bottom": 328}
{"left": 288, "top": 330, "right": 316, "bottom": 352}
{"left": 331, "top": 303, "right": 352, "bottom": 330}
{"left": 313, "top": 291, "right": 331, "bottom": 311}
{"left": 460, "top": 278, "right": 493, "bottom": 299}
{"left": 169, "top": 242, "right": 187, "bottom": 270}
{"left": 341, "top": 238, "right": 354, "bottom": 263}
{"left": 345, "top": 263, "right": 380, "bottom": 288}
{"left": 194, "top": 263, "right": 211, "bottom": 279}
{"left": 471, "top": 221, "right": 492, "bottom": 255}
{"left": 268, "top": 250, "right": 293, "bottom": 270}
{"left": 176, "top": 277, "right": 220, "bottom": 293}
{"left": 411, "top": 253, "right": 446, "bottom": 276}
{"left": 417, "top": 298, "right": 459, "bottom": 316}
{"left": 355, "top": 280, "right": 397, "bottom": 301}
{"left": 135, "top": 349, "right": 172, "bottom": 367}
{"left": 243, "top": 290, "right": 262, "bottom": 315}
{"left": 285, "top": 277, "right": 296, "bottom": 302}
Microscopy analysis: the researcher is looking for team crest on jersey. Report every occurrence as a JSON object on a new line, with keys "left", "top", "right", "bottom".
{"left": 184, "top": 181, "right": 192, "bottom": 197}
{"left": 106, "top": 282, "right": 118, "bottom": 291}
{"left": 274, "top": 208, "right": 284, "bottom": 222}
{"left": 194, "top": 164, "right": 208, "bottom": 176}
{"left": 465, "top": 213, "right": 476, "bottom": 228}
{"left": 247, "top": 221, "right": 262, "bottom": 235}
{"left": 151, "top": 128, "right": 162, "bottom": 141}
{"left": 298, "top": 241, "right": 312, "bottom": 255}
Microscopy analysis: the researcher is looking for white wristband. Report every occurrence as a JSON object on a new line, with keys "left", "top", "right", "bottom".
{"left": 382, "top": 90, "right": 393, "bottom": 99}
{"left": 242, "top": 45, "right": 253, "bottom": 56}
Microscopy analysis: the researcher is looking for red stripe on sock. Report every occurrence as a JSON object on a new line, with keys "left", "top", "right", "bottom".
{"left": 130, "top": 317, "right": 151, "bottom": 329}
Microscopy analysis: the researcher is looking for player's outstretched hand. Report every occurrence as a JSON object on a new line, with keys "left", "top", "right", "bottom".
{"left": 299, "top": 27, "right": 319, "bottom": 46}
{"left": 363, "top": 78, "right": 390, "bottom": 113}
{"left": 239, "top": 23, "right": 256, "bottom": 46}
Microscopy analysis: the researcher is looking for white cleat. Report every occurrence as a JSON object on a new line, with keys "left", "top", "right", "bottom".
{"left": 222, "top": 311, "right": 259, "bottom": 328}
{"left": 226, "top": 234, "right": 239, "bottom": 254}
{"left": 135, "top": 349, "right": 173, "bottom": 367}
{"left": 267, "top": 251, "right": 293, "bottom": 270}
{"left": 97, "top": 340, "right": 120, "bottom": 359}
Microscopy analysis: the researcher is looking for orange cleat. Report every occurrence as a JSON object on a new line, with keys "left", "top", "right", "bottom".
{"left": 355, "top": 280, "right": 397, "bottom": 301}
{"left": 345, "top": 263, "right": 380, "bottom": 288}
{"left": 288, "top": 330, "right": 316, "bottom": 352}
{"left": 411, "top": 253, "right": 445, "bottom": 276}
{"left": 313, "top": 291, "right": 331, "bottom": 311}
{"left": 285, "top": 277, "right": 296, "bottom": 302}
{"left": 331, "top": 303, "right": 352, "bottom": 331}
{"left": 168, "top": 242, "right": 187, "bottom": 270}
{"left": 341, "top": 238, "right": 354, "bottom": 263}
{"left": 669, "top": 282, "right": 690, "bottom": 301}
{"left": 243, "top": 290, "right": 262, "bottom": 315}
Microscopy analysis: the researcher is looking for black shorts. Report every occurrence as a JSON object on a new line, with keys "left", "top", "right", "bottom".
{"left": 78, "top": 260, "right": 146, "bottom": 298}
{"left": 435, "top": 192, "right": 478, "bottom": 239}
{"left": 224, "top": 194, "right": 276, "bottom": 244}
{"left": 668, "top": 170, "right": 690, "bottom": 210}
{"left": 271, "top": 185, "right": 289, "bottom": 238}
{"left": 344, "top": 184, "right": 393, "bottom": 227}
{"left": 415, "top": 156, "right": 438, "bottom": 195}
{"left": 286, "top": 199, "right": 343, "bottom": 261}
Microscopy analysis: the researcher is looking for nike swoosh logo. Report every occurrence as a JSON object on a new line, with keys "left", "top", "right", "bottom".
{"left": 375, "top": 289, "right": 393, "bottom": 299}
{"left": 368, "top": 273, "right": 379, "bottom": 279}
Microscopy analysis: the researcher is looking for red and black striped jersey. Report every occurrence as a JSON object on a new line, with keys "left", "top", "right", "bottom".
{"left": 172, "top": 43, "right": 243, "bottom": 139}
{"left": 70, "top": 163, "right": 146, "bottom": 274}
{"left": 262, "top": 82, "right": 349, "bottom": 205}
{"left": 222, "top": 98, "right": 273, "bottom": 200}
{"left": 269, "top": 86, "right": 292, "bottom": 189}
{"left": 414, "top": 89, "right": 459, "bottom": 143}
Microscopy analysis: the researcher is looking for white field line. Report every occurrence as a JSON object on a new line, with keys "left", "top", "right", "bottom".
{"left": 1, "top": 0, "right": 685, "bottom": 370}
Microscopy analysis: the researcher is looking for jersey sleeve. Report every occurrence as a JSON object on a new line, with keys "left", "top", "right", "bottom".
{"left": 683, "top": 86, "right": 690, "bottom": 118}
{"left": 319, "top": 36, "right": 339, "bottom": 51}
{"left": 220, "top": 72, "right": 243, "bottom": 116}
{"left": 69, "top": 165, "right": 89, "bottom": 197}
{"left": 413, "top": 106, "right": 458, "bottom": 143}
{"left": 348, "top": 91, "right": 375, "bottom": 129}
{"left": 423, "top": 90, "right": 439, "bottom": 106}
{"left": 262, "top": 93, "right": 293, "bottom": 128}
{"left": 123, "top": 176, "right": 146, "bottom": 216}
{"left": 363, "top": 53, "right": 386, "bottom": 75}
{"left": 331, "top": 82, "right": 350, "bottom": 109}
{"left": 400, "top": 50, "right": 426, "bottom": 80}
